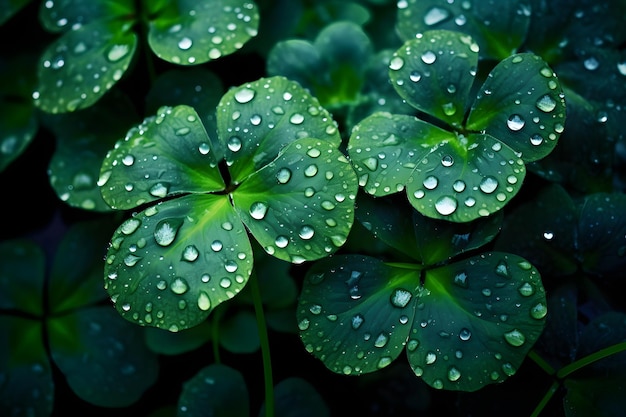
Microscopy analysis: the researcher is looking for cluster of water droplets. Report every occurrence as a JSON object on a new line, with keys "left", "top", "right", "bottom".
{"left": 157, "top": 3, "right": 258, "bottom": 64}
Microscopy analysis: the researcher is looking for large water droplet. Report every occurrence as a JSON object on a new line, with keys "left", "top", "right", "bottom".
{"left": 389, "top": 56, "right": 404, "bottom": 70}
{"left": 299, "top": 225, "right": 315, "bottom": 240}
{"left": 435, "top": 196, "right": 457, "bottom": 215}
{"left": 479, "top": 176, "right": 498, "bottom": 194}
{"left": 536, "top": 94, "right": 557, "bottom": 113}
{"left": 421, "top": 51, "right": 437, "bottom": 64}
{"left": 424, "top": 7, "right": 450, "bottom": 25}
{"left": 390, "top": 288, "right": 412, "bottom": 308}
{"left": 504, "top": 329, "right": 526, "bottom": 346}
{"left": 249, "top": 201, "right": 268, "bottom": 220}
{"left": 276, "top": 168, "right": 292, "bottom": 184}
{"left": 459, "top": 328, "right": 472, "bottom": 341}
{"left": 506, "top": 114, "right": 525, "bottom": 131}
{"left": 423, "top": 175, "right": 438, "bottom": 189}
{"left": 234, "top": 87, "right": 255, "bottom": 103}
{"left": 170, "top": 277, "right": 189, "bottom": 294}
{"left": 182, "top": 245, "right": 199, "bottom": 262}
{"left": 154, "top": 218, "right": 183, "bottom": 246}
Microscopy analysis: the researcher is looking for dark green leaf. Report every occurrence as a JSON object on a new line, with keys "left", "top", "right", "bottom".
{"left": 99, "top": 104, "right": 224, "bottom": 210}
{"left": 396, "top": 0, "right": 531, "bottom": 60}
{"left": 411, "top": 252, "right": 547, "bottom": 391}
{"left": 37, "top": 0, "right": 134, "bottom": 33}
{"left": 219, "top": 309, "right": 260, "bottom": 354}
{"left": 466, "top": 53, "right": 566, "bottom": 163}
{"left": 389, "top": 29, "right": 479, "bottom": 128}
{"left": 104, "top": 194, "right": 254, "bottom": 331}
{"left": 34, "top": 19, "right": 137, "bottom": 113}
{"left": 0, "top": 316, "right": 53, "bottom": 417}
{"left": 148, "top": 0, "right": 259, "bottom": 65}
{"left": 298, "top": 255, "right": 421, "bottom": 375}
{"left": 260, "top": 377, "right": 330, "bottom": 417}
{"left": 232, "top": 138, "right": 357, "bottom": 263}
{"left": 145, "top": 321, "right": 212, "bottom": 355}
{"left": 0, "top": 239, "right": 45, "bottom": 314}
{"left": 178, "top": 364, "right": 249, "bottom": 417}
{"left": 48, "top": 307, "right": 159, "bottom": 407}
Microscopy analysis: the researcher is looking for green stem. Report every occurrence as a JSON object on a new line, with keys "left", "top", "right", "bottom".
{"left": 211, "top": 306, "right": 224, "bottom": 364}
{"left": 557, "top": 341, "right": 626, "bottom": 379}
{"left": 529, "top": 381, "right": 560, "bottom": 417}
{"left": 250, "top": 271, "right": 274, "bottom": 417}
{"left": 528, "top": 349, "right": 556, "bottom": 376}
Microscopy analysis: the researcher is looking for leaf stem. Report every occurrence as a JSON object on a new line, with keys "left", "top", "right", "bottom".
{"left": 556, "top": 341, "right": 626, "bottom": 379}
{"left": 250, "top": 270, "right": 274, "bottom": 417}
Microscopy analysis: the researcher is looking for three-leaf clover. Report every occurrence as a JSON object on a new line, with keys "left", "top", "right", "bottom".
{"left": 297, "top": 193, "right": 548, "bottom": 391}
{"left": 33, "top": 0, "right": 259, "bottom": 113}
{"left": 99, "top": 76, "right": 358, "bottom": 331}
{"left": 347, "top": 29, "right": 566, "bottom": 222}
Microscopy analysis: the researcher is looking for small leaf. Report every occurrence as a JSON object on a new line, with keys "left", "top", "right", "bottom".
{"left": 34, "top": 19, "right": 137, "bottom": 113}
{"left": 0, "top": 239, "right": 45, "bottom": 314}
{"left": 178, "top": 364, "right": 249, "bottom": 417}
{"left": 396, "top": 0, "right": 531, "bottom": 60}
{"left": 48, "top": 307, "right": 159, "bottom": 407}
{"left": 411, "top": 252, "right": 547, "bottom": 391}
{"left": 217, "top": 76, "right": 341, "bottom": 183}
{"left": 232, "top": 138, "right": 357, "bottom": 263}
{"left": 148, "top": 0, "right": 259, "bottom": 65}
{"left": 389, "top": 29, "right": 479, "bottom": 127}
{"left": 99, "top": 104, "right": 225, "bottom": 210}
{"left": 298, "top": 255, "right": 420, "bottom": 376}
{"left": 466, "top": 53, "right": 566, "bottom": 163}
{"left": 104, "top": 194, "right": 254, "bottom": 331}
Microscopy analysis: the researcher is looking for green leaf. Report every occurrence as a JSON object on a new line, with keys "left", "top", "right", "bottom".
{"left": 263, "top": 377, "right": 331, "bottom": 417}
{"left": 0, "top": 316, "right": 53, "bottom": 416}
{"left": 413, "top": 252, "right": 547, "bottom": 391}
{"left": 466, "top": 53, "right": 566, "bottom": 163}
{"left": 145, "top": 321, "right": 212, "bottom": 355}
{"left": 396, "top": 0, "right": 531, "bottom": 60}
{"left": 99, "top": 104, "right": 225, "bottom": 210}
{"left": 298, "top": 255, "right": 420, "bottom": 376}
{"left": 148, "top": 0, "right": 259, "bottom": 65}
{"left": 219, "top": 309, "right": 260, "bottom": 354}
{"left": 48, "top": 307, "right": 159, "bottom": 407}
{"left": 104, "top": 194, "right": 254, "bottom": 331}
{"left": 34, "top": 19, "right": 137, "bottom": 113}
{"left": 178, "top": 364, "right": 249, "bottom": 417}
{"left": 388, "top": 29, "right": 479, "bottom": 128}
{"left": 37, "top": 0, "right": 134, "bottom": 33}
{"left": 0, "top": 239, "right": 45, "bottom": 314}
{"left": 232, "top": 138, "right": 357, "bottom": 263}
{"left": 298, "top": 252, "right": 547, "bottom": 391}
{"left": 217, "top": 76, "right": 341, "bottom": 183}
{"left": 42, "top": 89, "right": 139, "bottom": 212}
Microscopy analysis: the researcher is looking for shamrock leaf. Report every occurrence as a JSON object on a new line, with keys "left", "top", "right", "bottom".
{"left": 100, "top": 76, "right": 358, "bottom": 331}
{"left": 348, "top": 29, "right": 565, "bottom": 222}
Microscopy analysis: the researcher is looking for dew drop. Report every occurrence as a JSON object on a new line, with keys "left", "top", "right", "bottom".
{"left": 107, "top": 44, "right": 130, "bottom": 62}
{"left": 453, "top": 272, "right": 468, "bottom": 288}
{"left": 453, "top": 180, "right": 466, "bottom": 192}
{"left": 506, "top": 114, "right": 525, "bottom": 131}
{"left": 425, "top": 351, "right": 437, "bottom": 364}
{"left": 423, "top": 175, "right": 438, "bottom": 189}
{"left": 178, "top": 37, "right": 193, "bottom": 50}
{"left": 459, "top": 328, "right": 472, "bottom": 341}
{"left": 448, "top": 367, "right": 461, "bottom": 382}
{"left": 536, "top": 94, "right": 557, "bottom": 113}
{"left": 351, "top": 314, "right": 364, "bottom": 329}
{"left": 530, "top": 134, "right": 544, "bottom": 146}
{"left": 154, "top": 218, "right": 183, "bottom": 246}
{"left": 227, "top": 136, "right": 242, "bottom": 152}
{"left": 424, "top": 7, "right": 450, "bottom": 25}
{"left": 299, "top": 225, "right": 315, "bottom": 240}
{"left": 435, "top": 196, "right": 457, "bottom": 215}
{"left": 390, "top": 288, "right": 412, "bottom": 308}
{"left": 479, "top": 176, "right": 498, "bottom": 194}
{"left": 289, "top": 113, "right": 304, "bottom": 125}
{"left": 276, "top": 168, "right": 292, "bottom": 184}
{"left": 275, "top": 235, "right": 289, "bottom": 248}
{"left": 198, "top": 292, "right": 211, "bottom": 311}
{"left": 530, "top": 302, "right": 548, "bottom": 319}
{"left": 421, "top": 51, "right": 437, "bottom": 64}
{"left": 504, "top": 329, "right": 526, "bottom": 347}
{"left": 409, "top": 71, "right": 422, "bottom": 82}
{"left": 170, "top": 277, "right": 189, "bottom": 295}
{"left": 182, "top": 245, "right": 199, "bottom": 262}
{"left": 389, "top": 56, "right": 404, "bottom": 70}
{"left": 249, "top": 201, "right": 268, "bottom": 220}
{"left": 441, "top": 155, "right": 454, "bottom": 167}
{"left": 234, "top": 87, "right": 255, "bottom": 103}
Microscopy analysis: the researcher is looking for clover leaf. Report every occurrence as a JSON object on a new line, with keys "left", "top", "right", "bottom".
{"left": 396, "top": 0, "right": 531, "bottom": 60}
{"left": 34, "top": 0, "right": 259, "bottom": 113}
{"left": 298, "top": 252, "right": 546, "bottom": 392}
{"left": 100, "top": 76, "right": 358, "bottom": 331}
{"left": 348, "top": 29, "right": 566, "bottom": 222}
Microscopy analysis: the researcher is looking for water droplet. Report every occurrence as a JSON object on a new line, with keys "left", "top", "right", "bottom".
{"left": 454, "top": 272, "right": 468, "bottom": 288}
{"left": 224, "top": 260, "right": 238, "bottom": 273}
{"left": 424, "top": 7, "right": 450, "bottom": 25}
{"left": 275, "top": 235, "right": 289, "bottom": 248}
{"left": 442, "top": 102, "right": 456, "bottom": 116}
{"left": 425, "top": 351, "right": 437, "bottom": 364}
{"left": 250, "top": 114, "right": 262, "bottom": 125}
{"left": 289, "top": 113, "right": 304, "bottom": 125}
{"left": 234, "top": 87, "right": 255, "bottom": 103}
{"left": 211, "top": 240, "right": 223, "bottom": 251}
{"left": 530, "top": 134, "right": 544, "bottom": 146}
{"left": 107, "top": 44, "right": 130, "bottom": 62}
{"left": 506, "top": 114, "right": 525, "bottom": 131}
{"left": 530, "top": 302, "right": 548, "bottom": 319}
{"left": 122, "top": 154, "right": 135, "bottom": 166}
{"left": 584, "top": 56, "right": 599, "bottom": 71}
{"left": 304, "top": 164, "right": 318, "bottom": 177}
{"left": 154, "top": 218, "right": 183, "bottom": 246}
{"left": 409, "top": 71, "right": 422, "bottom": 82}
{"left": 453, "top": 180, "right": 466, "bottom": 192}
{"left": 536, "top": 94, "right": 557, "bottom": 113}
{"left": 543, "top": 231, "right": 554, "bottom": 240}
{"left": 441, "top": 155, "right": 454, "bottom": 166}
{"left": 351, "top": 314, "right": 364, "bottom": 329}
{"left": 170, "top": 277, "right": 189, "bottom": 294}
{"left": 518, "top": 282, "right": 534, "bottom": 296}
{"left": 198, "top": 292, "right": 211, "bottom": 311}
{"left": 504, "top": 329, "right": 526, "bottom": 347}
{"left": 363, "top": 157, "right": 378, "bottom": 171}
{"left": 178, "top": 37, "right": 192, "bottom": 50}
{"left": 249, "top": 201, "right": 268, "bottom": 220}
{"left": 448, "top": 366, "right": 461, "bottom": 382}
{"left": 276, "top": 168, "right": 292, "bottom": 184}
{"left": 423, "top": 175, "right": 438, "bottom": 189}
{"left": 479, "top": 176, "right": 498, "bottom": 194}
{"left": 149, "top": 182, "right": 169, "bottom": 198}
{"left": 182, "top": 245, "right": 199, "bottom": 262}
{"left": 421, "top": 51, "right": 437, "bottom": 64}
{"left": 299, "top": 225, "right": 315, "bottom": 240}
{"left": 390, "top": 288, "right": 412, "bottom": 308}
{"left": 459, "top": 328, "right": 472, "bottom": 341}
{"left": 389, "top": 56, "right": 404, "bottom": 70}
{"left": 435, "top": 196, "right": 457, "bottom": 215}
{"left": 374, "top": 333, "right": 389, "bottom": 348}
{"left": 227, "top": 136, "right": 242, "bottom": 152}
